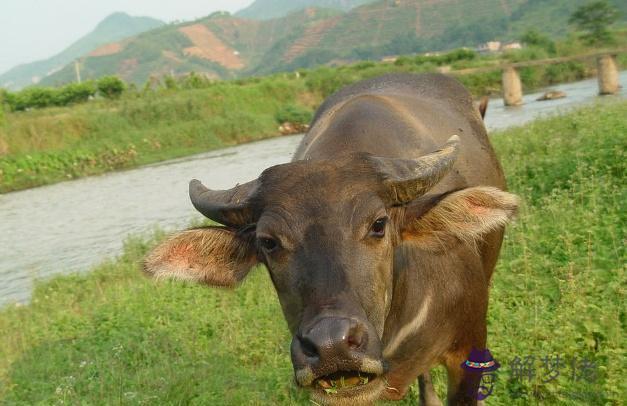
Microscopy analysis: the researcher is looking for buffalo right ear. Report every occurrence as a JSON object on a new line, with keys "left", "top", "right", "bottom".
{"left": 143, "top": 227, "right": 258, "bottom": 288}
{"left": 399, "top": 186, "right": 519, "bottom": 251}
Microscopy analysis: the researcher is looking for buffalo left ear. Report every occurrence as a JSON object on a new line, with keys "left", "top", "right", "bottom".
{"left": 143, "top": 227, "right": 258, "bottom": 287}
{"left": 400, "top": 187, "right": 519, "bottom": 250}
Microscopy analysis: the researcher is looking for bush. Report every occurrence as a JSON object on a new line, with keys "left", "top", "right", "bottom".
{"left": 305, "top": 67, "right": 359, "bottom": 98}
{"left": 16, "top": 87, "right": 57, "bottom": 110}
{"left": 394, "top": 56, "right": 413, "bottom": 66}
{"left": 440, "top": 48, "right": 477, "bottom": 64}
{"left": 352, "top": 61, "right": 377, "bottom": 70}
{"left": 413, "top": 49, "right": 477, "bottom": 67}
{"left": 55, "top": 82, "right": 97, "bottom": 105}
{"left": 4, "top": 82, "right": 98, "bottom": 111}
{"left": 97, "top": 76, "right": 126, "bottom": 99}
{"left": 0, "top": 89, "right": 6, "bottom": 124}
{"left": 180, "top": 72, "right": 212, "bottom": 90}
{"left": 275, "top": 104, "right": 313, "bottom": 125}
{"left": 504, "top": 46, "right": 549, "bottom": 63}
{"left": 162, "top": 75, "right": 178, "bottom": 91}
{"left": 544, "top": 62, "right": 587, "bottom": 84}
{"left": 521, "top": 29, "right": 557, "bottom": 55}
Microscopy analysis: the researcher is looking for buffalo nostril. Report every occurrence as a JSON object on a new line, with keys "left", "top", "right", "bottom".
{"left": 299, "top": 336, "right": 319, "bottom": 359}
{"left": 347, "top": 334, "right": 362, "bottom": 349}
{"left": 347, "top": 325, "right": 366, "bottom": 350}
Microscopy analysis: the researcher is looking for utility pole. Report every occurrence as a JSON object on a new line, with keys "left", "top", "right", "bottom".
{"left": 74, "top": 60, "right": 82, "bottom": 83}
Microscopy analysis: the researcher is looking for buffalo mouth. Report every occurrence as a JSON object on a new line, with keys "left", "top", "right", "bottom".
{"left": 314, "top": 370, "right": 378, "bottom": 393}
{"left": 302, "top": 367, "right": 387, "bottom": 403}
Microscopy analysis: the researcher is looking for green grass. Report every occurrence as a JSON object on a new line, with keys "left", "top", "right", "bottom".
{"left": 0, "top": 77, "right": 319, "bottom": 193}
{"left": 1, "top": 101, "right": 625, "bottom": 404}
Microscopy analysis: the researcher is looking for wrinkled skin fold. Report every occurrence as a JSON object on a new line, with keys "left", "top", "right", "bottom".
{"left": 144, "top": 73, "right": 519, "bottom": 405}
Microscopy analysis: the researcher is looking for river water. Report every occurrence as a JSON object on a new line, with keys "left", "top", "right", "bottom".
{"left": 1, "top": 72, "right": 626, "bottom": 306}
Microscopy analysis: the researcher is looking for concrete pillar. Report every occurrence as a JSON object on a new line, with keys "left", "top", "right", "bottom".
{"left": 597, "top": 54, "right": 619, "bottom": 95}
{"left": 502, "top": 66, "right": 523, "bottom": 106}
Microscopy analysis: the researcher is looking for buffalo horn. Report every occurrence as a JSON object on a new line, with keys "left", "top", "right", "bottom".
{"left": 370, "top": 135, "right": 461, "bottom": 204}
{"left": 188, "top": 178, "right": 259, "bottom": 228}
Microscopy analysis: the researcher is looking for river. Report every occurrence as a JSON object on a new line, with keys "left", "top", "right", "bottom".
{"left": 1, "top": 72, "right": 626, "bottom": 306}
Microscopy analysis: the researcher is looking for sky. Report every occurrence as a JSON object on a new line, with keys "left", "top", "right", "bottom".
{"left": 0, "top": 0, "right": 254, "bottom": 75}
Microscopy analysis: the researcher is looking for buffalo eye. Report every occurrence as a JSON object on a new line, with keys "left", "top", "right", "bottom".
{"left": 369, "top": 217, "right": 388, "bottom": 238}
{"left": 258, "top": 236, "right": 279, "bottom": 253}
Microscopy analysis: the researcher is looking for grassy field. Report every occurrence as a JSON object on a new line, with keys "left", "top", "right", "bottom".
{"left": 0, "top": 77, "right": 318, "bottom": 193}
{"left": 2, "top": 33, "right": 626, "bottom": 193}
{"left": 0, "top": 101, "right": 625, "bottom": 405}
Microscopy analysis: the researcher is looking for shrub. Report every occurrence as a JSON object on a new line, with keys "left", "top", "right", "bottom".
{"left": 504, "top": 46, "right": 549, "bottom": 63}
{"left": 413, "top": 49, "right": 477, "bottom": 67}
{"left": 97, "top": 76, "right": 126, "bottom": 99}
{"left": 275, "top": 104, "right": 313, "bottom": 125}
{"left": 352, "top": 61, "right": 376, "bottom": 70}
{"left": 305, "top": 67, "right": 358, "bottom": 98}
{"left": 394, "top": 56, "right": 413, "bottom": 66}
{"left": 16, "top": 87, "right": 57, "bottom": 110}
{"left": 5, "top": 82, "right": 97, "bottom": 111}
{"left": 162, "top": 75, "right": 178, "bottom": 91}
{"left": 521, "top": 29, "right": 557, "bottom": 55}
{"left": 180, "top": 72, "right": 212, "bottom": 90}
{"left": 440, "top": 48, "right": 477, "bottom": 64}
{"left": 0, "top": 89, "right": 6, "bottom": 124}
{"left": 55, "top": 82, "right": 97, "bottom": 105}
{"left": 544, "top": 62, "right": 587, "bottom": 84}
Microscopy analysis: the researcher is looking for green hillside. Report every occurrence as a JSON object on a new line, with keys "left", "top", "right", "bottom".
{"left": 42, "top": 9, "right": 343, "bottom": 86}
{"left": 0, "top": 13, "right": 165, "bottom": 90}
{"left": 26, "top": 0, "right": 627, "bottom": 86}
{"left": 282, "top": 0, "right": 627, "bottom": 67}
{"left": 236, "top": 0, "right": 377, "bottom": 20}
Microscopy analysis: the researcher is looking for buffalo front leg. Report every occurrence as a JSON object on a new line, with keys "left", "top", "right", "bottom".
{"left": 418, "top": 372, "right": 442, "bottom": 406}
{"left": 443, "top": 348, "right": 484, "bottom": 406}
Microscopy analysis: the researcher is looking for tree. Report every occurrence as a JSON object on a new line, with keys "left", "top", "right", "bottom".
{"left": 97, "top": 76, "right": 126, "bottom": 99}
{"left": 569, "top": 0, "right": 620, "bottom": 46}
{"left": 521, "top": 29, "right": 557, "bottom": 55}
{"left": 55, "top": 82, "right": 97, "bottom": 105}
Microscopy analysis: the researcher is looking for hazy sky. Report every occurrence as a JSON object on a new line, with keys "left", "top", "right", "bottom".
{"left": 0, "top": 0, "right": 254, "bottom": 75}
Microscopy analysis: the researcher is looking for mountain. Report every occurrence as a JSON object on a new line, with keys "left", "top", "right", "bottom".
{"left": 20, "top": 0, "right": 627, "bottom": 88}
{"left": 236, "top": 0, "right": 377, "bottom": 20}
{"left": 246, "top": 0, "right": 627, "bottom": 72}
{"left": 0, "top": 12, "right": 165, "bottom": 90}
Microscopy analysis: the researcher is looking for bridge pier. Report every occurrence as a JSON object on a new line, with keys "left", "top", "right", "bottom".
{"left": 597, "top": 54, "right": 619, "bottom": 95}
{"left": 502, "top": 66, "right": 523, "bottom": 106}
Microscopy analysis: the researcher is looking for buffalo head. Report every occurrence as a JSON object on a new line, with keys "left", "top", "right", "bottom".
{"left": 144, "top": 136, "right": 518, "bottom": 404}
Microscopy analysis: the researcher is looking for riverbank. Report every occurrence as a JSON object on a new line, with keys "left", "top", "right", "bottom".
{"left": 1, "top": 40, "right": 626, "bottom": 193}
{"left": 0, "top": 78, "right": 318, "bottom": 193}
{"left": 1, "top": 102, "right": 625, "bottom": 404}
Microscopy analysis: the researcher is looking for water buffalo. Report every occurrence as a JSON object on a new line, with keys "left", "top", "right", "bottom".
{"left": 144, "top": 73, "right": 518, "bottom": 405}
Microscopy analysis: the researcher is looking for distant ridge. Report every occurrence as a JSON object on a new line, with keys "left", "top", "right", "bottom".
{"left": 4, "top": 0, "right": 627, "bottom": 88}
{"left": 0, "top": 12, "right": 165, "bottom": 90}
{"left": 236, "top": 0, "right": 377, "bottom": 20}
